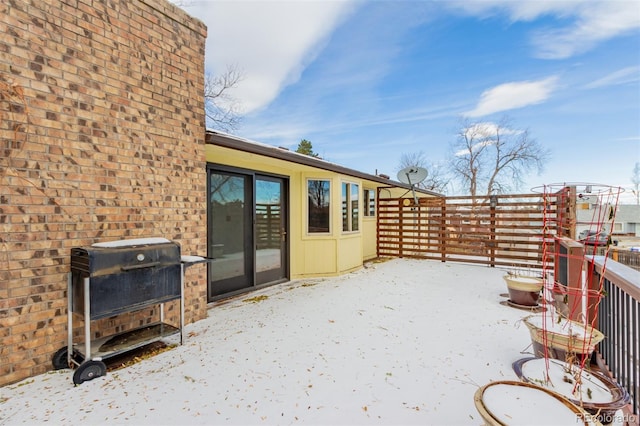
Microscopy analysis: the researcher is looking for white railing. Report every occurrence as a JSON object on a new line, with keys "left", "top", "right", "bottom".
{"left": 589, "top": 256, "right": 640, "bottom": 418}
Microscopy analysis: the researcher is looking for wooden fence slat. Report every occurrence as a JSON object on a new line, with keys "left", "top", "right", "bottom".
{"left": 377, "top": 193, "right": 560, "bottom": 269}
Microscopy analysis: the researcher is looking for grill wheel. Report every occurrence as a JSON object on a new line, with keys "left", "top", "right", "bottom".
{"left": 73, "top": 360, "right": 107, "bottom": 385}
{"left": 52, "top": 346, "right": 84, "bottom": 370}
{"left": 52, "top": 347, "right": 70, "bottom": 370}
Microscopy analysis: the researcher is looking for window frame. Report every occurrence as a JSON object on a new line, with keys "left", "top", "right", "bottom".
{"left": 363, "top": 188, "right": 376, "bottom": 217}
{"left": 307, "top": 178, "right": 331, "bottom": 234}
{"left": 341, "top": 181, "right": 360, "bottom": 233}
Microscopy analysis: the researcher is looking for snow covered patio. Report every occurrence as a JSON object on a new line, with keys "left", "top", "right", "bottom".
{"left": 1, "top": 258, "right": 557, "bottom": 425}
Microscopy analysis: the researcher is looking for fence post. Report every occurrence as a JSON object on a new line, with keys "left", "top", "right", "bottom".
{"left": 611, "top": 248, "right": 619, "bottom": 262}
{"left": 398, "top": 199, "right": 404, "bottom": 258}
{"left": 489, "top": 195, "right": 497, "bottom": 267}
{"left": 440, "top": 201, "right": 446, "bottom": 263}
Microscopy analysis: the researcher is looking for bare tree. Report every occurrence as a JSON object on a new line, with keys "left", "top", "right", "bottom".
{"left": 204, "top": 65, "right": 244, "bottom": 132}
{"left": 397, "top": 151, "right": 450, "bottom": 193}
{"left": 632, "top": 162, "right": 640, "bottom": 205}
{"left": 449, "top": 116, "right": 550, "bottom": 198}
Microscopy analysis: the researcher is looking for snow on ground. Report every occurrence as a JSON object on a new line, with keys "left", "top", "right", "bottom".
{"left": 1, "top": 258, "right": 549, "bottom": 425}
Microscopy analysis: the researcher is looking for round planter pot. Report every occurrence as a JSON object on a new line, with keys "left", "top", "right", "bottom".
{"left": 513, "top": 357, "right": 630, "bottom": 425}
{"left": 504, "top": 275, "right": 543, "bottom": 307}
{"left": 523, "top": 314, "right": 605, "bottom": 363}
{"left": 474, "top": 380, "right": 598, "bottom": 425}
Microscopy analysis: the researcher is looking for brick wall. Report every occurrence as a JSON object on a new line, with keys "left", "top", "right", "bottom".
{"left": 0, "top": 0, "right": 208, "bottom": 386}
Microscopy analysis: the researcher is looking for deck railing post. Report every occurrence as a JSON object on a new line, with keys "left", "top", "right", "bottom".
{"left": 591, "top": 256, "right": 640, "bottom": 418}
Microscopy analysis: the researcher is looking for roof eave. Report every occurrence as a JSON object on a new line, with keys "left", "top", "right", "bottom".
{"left": 205, "top": 130, "right": 442, "bottom": 197}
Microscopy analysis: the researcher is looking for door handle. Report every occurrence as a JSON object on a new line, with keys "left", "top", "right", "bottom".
{"left": 121, "top": 261, "right": 160, "bottom": 271}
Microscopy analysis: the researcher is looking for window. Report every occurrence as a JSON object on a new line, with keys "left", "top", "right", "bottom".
{"left": 308, "top": 179, "right": 330, "bottom": 233}
{"left": 342, "top": 182, "right": 359, "bottom": 232}
{"left": 363, "top": 189, "right": 375, "bottom": 217}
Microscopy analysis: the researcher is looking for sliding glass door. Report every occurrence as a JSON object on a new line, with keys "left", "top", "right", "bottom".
{"left": 207, "top": 170, "right": 252, "bottom": 297}
{"left": 207, "top": 166, "right": 288, "bottom": 300}
{"left": 255, "top": 176, "right": 287, "bottom": 285}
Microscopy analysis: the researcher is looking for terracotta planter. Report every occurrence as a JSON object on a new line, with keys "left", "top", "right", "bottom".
{"left": 513, "top": 357, "right": 630, "bottom": 425}
{"left": 474, "top": 380, "right": 598, "bottom": 425}
{"left": 503, "top": 275, "right": 543, "bottom": 306}
{"left": 523, "top": 314, "right": 605, "bottom": 362}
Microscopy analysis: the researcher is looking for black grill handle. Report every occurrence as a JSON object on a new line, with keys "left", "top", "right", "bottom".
{"left": 121, "top": 261, "right": 161, "bottom": 271}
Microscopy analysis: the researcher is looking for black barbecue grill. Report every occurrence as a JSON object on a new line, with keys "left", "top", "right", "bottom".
{"left": 70, "top": 240, "right": 181, "bottom": 319}
{"left": 52, "top": 238, "right": 204, "bottom": 385}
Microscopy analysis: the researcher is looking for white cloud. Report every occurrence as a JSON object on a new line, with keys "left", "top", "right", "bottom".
{"left": 454, "top": 140, "right": 492, "bottom": 157}
{"left": 445, "top": 0, "right": 640, "bottom": 59}
{"left": 469, "top": 122, "right": 497, "bottom": 136}
{"left": 465, "top": 76, "right": 559, "bottom": 117}
{"left": 182, "top": 1, "right": 358, "bottom": 113}
{"left": 445, "top": 0, "right": 578, "bottom": 21}
{"left": 454, "top": 121, "right": 523, "bottom": 156}
{"left": 531, "top": 1, "right": 640, "bottom": 59}
{"left": 584, "top": 66, "right": 640, "bottom": 89}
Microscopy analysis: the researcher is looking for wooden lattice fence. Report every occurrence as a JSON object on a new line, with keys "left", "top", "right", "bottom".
{"left": 256, "top": 203, "right": 281, "bottom": 249}
{"left": 377, "top": 193, "right": 568, "bottom": 270}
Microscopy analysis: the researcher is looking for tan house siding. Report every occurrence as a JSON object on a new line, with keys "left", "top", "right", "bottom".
{"left": 362, "top": 219, "right": 378, "bottom": 260}
{"left": 205, "top": 136, "right": 440, "bottom": 279}
{"left": 0, "top": 0, "right": 207, "bottom": 386}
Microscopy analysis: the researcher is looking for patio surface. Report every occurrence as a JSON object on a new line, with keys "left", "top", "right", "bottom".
{"left": 1, "top": 258, "right": 544, "bottom": 425}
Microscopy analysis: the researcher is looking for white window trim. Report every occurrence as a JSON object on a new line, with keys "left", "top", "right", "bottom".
{"left": 341, "top": 180, "right": 360, "bottom": 233}
{"left": 363, "top": 188, "right": 376, "bottom": 217}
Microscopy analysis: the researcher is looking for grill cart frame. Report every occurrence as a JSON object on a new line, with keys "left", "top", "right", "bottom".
{"left": 52, "top": 238, "right": 209, "bottom": 385}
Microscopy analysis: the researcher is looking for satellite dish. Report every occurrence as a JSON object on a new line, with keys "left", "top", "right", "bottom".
{"left": 397, "top": 167, "right": 428, "bottom": 206}
{"left": 397, "top": 167, "right": 428, "bottom": 185}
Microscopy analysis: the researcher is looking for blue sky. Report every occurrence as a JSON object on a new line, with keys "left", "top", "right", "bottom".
{"left": 180, "top": 0, "right": 640, "bottom": 202}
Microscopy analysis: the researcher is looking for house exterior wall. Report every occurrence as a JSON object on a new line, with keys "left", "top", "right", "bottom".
{"left": 577, "top": 204, "right": 640, "bottom": 237}
{"left": 615, "top": 205, "right": 640, "bottom": 237}
{"left": 362, "top": 214, "right": 377, "bottom": 260}
{"left": 206, "top": 144, "right": 388, "bottom": 278}
{"left": 0, "top": 0, "right": 207, "bottom": 386}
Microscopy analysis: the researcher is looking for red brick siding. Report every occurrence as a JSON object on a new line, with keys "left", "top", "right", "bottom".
{"left": 0, "top": 0, "right": 208, "bottom": 386}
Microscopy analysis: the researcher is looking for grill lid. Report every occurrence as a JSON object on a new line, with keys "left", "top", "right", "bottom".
{"left": 91, "top": 237, "right": 172, "bottom": 248}
{"left": 71, "top": 238, "right": 181, "bottom": 277}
